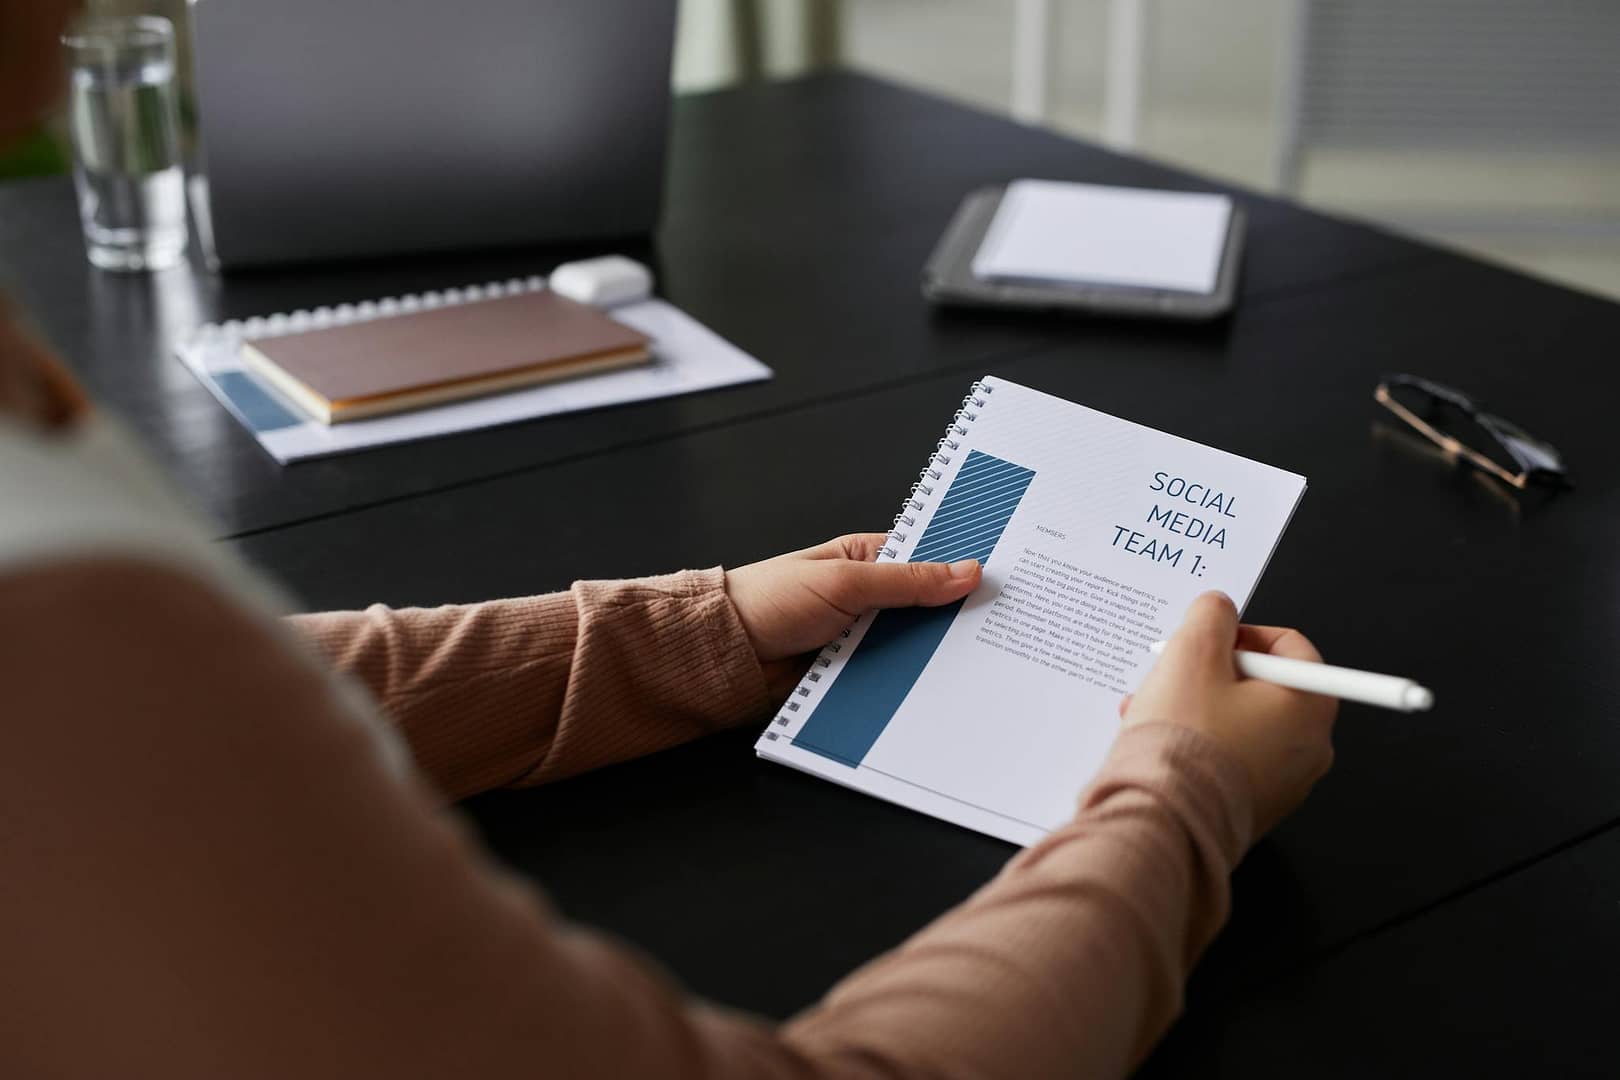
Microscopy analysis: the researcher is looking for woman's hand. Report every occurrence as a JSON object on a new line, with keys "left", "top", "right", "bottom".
{"left": 726, "top": 533, "right": 981, "bottom": 701}
{"left": 1122, "top": 591, "right": 1337, "bottom": 838}
{"left": 0, "top": 303, "right": 87, "bottom": 430}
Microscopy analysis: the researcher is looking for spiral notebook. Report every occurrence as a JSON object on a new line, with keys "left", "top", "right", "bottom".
{"left": 175, "top": 277, "right": 771, "bottom": 463}
{"left": 756, "top": 376, "right": 1307, "bottom": 846}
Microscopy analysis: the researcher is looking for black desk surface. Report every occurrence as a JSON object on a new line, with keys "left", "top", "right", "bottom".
{"left": 4, "top": 71, "right": 1616, "bottom": 1076}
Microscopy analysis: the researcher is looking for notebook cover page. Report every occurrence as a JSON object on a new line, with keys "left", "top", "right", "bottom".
{"left": 759, "top": 376, "right": 1306, "bottom": 845}
{"left": 247, "top": 291, "right": 651, "bottom": 405}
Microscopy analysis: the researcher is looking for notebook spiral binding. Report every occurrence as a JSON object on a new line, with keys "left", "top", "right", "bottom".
{"left": 880, "top": 379, "right": 993, "bottom": 561}
{"left": 182, "top": 276, "right": 550, "bottom": 348}
{"left": 765, "top": 378, "right": 993, "bottom": 738}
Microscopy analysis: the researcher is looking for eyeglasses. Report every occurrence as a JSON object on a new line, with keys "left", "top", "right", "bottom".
{"left": 1374, "top": 374, "right": 1569, "bottom": 490}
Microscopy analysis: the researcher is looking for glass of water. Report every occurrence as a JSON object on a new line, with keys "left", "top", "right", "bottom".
{"left": 62, "top": 15, "right": 188, "bottom": 272}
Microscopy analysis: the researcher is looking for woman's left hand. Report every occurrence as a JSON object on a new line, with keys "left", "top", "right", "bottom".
{"left": 726, "top": 533, "right": 982, "bottom": 700}
{"left": 0, "top": 302, "right": 88, "bottom": 430}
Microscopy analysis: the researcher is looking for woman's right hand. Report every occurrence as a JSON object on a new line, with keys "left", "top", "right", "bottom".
{"left": 1121, "top": 591, "right": 1337, "bottom": 838}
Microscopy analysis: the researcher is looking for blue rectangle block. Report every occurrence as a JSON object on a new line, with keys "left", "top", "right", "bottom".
{"left": 792, "top": 449, "right": 1035, "bottom": 768}
{"left": 791, "top": 600, "right": 965, "bottom": 767}
{"left": 214, "top": 370, "right": 303, "bottom": 432}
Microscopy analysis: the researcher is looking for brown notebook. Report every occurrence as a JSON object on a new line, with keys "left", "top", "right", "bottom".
{"left": 240, "top": 290, "right": 653, "bottom": 424}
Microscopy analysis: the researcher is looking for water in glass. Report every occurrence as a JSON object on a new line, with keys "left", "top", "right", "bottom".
{"left": 64, "top": 17, "right": 188, "bottom": 272}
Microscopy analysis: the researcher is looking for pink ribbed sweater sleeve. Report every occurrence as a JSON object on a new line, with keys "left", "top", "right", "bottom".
{"left": 291, "top": 570, "right": 1254, "bottom": 1073}
{"left": 286, "top": 568, "right": 774, "bottom": 800}
{"left": 1, "top": 559, "right": 1253, "bottom": 1079}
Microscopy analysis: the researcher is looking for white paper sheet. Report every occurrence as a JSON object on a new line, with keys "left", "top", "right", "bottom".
{"left": 175, "top": 293, "right": 772, "bottom": 464}
{"left": 758, "top": 376, "right": 1304, "bottom": 845}
{"left": 972, "top": 179, "right": 1233, "bottom": 294}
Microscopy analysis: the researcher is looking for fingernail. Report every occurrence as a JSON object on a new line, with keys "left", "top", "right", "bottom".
{"left": 949, "top": 559, "right": 979, "bottom": 578}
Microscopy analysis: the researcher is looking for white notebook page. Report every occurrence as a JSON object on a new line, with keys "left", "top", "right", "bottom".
{"left": 757, "top": 377, "right": 1304, "bottom": 845}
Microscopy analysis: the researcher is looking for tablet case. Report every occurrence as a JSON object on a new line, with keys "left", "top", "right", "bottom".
{"left": 922, "top": 184, "right": 1245, "bottom": 320}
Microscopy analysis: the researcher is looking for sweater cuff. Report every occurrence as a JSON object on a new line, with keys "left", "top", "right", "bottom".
{"left": 574, "top": 566, "right": 773, "bottom": 731}
{"left": 1082, "top": 722, "right": 1255, "bottom": 868}
{"left": 677, "top": 566, "right": 775, "bottom": 729}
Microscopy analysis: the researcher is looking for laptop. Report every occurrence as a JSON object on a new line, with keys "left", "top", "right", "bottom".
{"left": 187, "top": 0, "right": 677, "bottom": 268}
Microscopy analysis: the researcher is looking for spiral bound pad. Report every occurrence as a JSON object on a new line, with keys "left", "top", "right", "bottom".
{"left": 174, "top": 278, "right": 771, "bottom": 464}
{"left": 756, "top": 375, "right": 1308, "bottom": 846}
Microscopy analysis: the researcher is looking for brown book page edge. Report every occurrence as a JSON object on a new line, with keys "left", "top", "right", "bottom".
{"left": 241, "top": 343, "right": 336, "bottom": 423}
{"left": 247, "top": 293, "right": 653, "bottom": 406}
{"left": 241, "top": 344, "right": 653, "bottom": 425}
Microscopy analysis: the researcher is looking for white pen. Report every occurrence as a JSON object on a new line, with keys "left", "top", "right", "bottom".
{"left": 1146, "top": 641, "right": 1435, "bottom": 713}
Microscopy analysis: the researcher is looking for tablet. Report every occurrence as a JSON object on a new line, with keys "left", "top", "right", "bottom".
{"left": 922, "top": 183, "right": 1245, "bottom": 320}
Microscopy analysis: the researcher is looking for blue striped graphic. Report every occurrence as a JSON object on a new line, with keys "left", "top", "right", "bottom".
{"left": 791, "top": 450, "right": 1036, "bottom": 767}
{"left": 910, "top": 450, "right": 1036, "bottom": 564}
